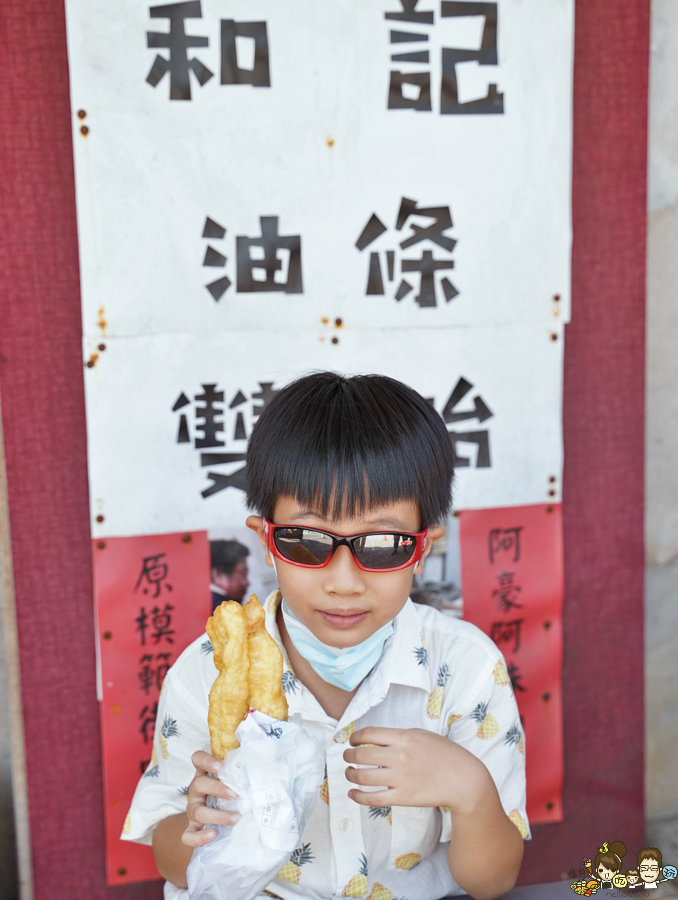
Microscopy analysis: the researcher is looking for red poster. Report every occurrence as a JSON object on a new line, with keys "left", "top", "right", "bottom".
{"left": 459, "top": 504, "right": 564, "bottom": 826}
{"left": 92, "top": 531, "right": 212, "bottom": 885}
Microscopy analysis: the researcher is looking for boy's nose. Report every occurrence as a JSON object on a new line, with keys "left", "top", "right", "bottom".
{"left": 322, "top": 544, "right": 366, "bottom": 593}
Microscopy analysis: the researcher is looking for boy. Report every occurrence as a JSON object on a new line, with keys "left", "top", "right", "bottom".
{"left": 123, "top": 372, "right": 529, "bottom": 900}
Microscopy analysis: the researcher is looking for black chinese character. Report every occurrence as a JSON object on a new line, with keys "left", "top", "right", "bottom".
{"left": 400, "top": 250, "right": 456, "bottom": 307}
{"left": 440, "top": 2, "right": 504, "bottom": 115}
{"left": 202, "top": 216, "right": 231, "bottom": 301}
{"left": 195, "top": 384, "right": 225, "bottom": 448}
{"left": 507, "top": 661, "right": 526, "bottom": 693}
{"left": 493, "top": 572, "right": 523, "bottom": 612}
{"left": 146, "top": 1, "right": 213, "bottom": 101}
{"left": 135, "top": 553, "right": 172, "bottom": 598}
{"left": 356, "top": 197, "right": 458, "bottom": 306}
{"left": 221, "top": 20, "right": 271, "bottom": 87}
{"left": 151, "top": 604, "right": 175, "bottom": 644}
{"left": 490, "top": 618, "right": 523, "bottom": 653}
{"left": 139, "top": 702, "right": 158, "bottom": 743}
{"left": 488, "top": 526, "right": 522, "bottom": 564}
{"left": 138, "top": 654, "right": 155, "bottom": 694}
{"left": 569, "top": 871, "right": 577, "bottom": 879}
{"left": 171, "top": 381, "right": 256, "bottom": 498}
{"left": 136, "top": 607, "right": 149, "bottom": 646}
{"left": 440, "top": 377, "right": 493, "bottom": 468}
{"left": 386, "top": 0, "right": 434, "bottom": 24}
{"left": 236, "top": 217, "right": 303, "bottom": 293}
{"left": 385, "top": 0, "right": 504, "bottom": 115}
{"left": 138, "top": 652, "right": 173, "bottom": 694}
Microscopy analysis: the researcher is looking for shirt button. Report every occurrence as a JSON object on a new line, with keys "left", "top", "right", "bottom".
{"left": 339, "top": 818, "right": 353, "bottom": 832}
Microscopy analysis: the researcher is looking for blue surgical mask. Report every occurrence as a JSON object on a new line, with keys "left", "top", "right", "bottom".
{"left": 280, "top": 600, "right": 393, "bottom": 692}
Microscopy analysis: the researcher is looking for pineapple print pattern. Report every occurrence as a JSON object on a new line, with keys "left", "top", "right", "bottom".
{"left": 426, "top": 664, "right": 450, "bottom": 719}
{"left": 342, "top": 853, "right": 369, "bottom": 897}
{"left": 320, "top": 764, "right": 329, "bottom": 805}
{"left": 395, "top": 852, "right": 422, "bottom": 870}
{"left": 368, "top": 805, "right": 392, "bottom": 825}
{"left": 282, "top": 669, "right": 301, "bottom": 695}
{"left": 267, "top": 589, "right": 282, "bottom": 614}
{"left": 471, "top": 702, "right": 500, "bottom": 740}
{"left": 413, "top": 630, "right": 428, "bottom": 667}
{"left": 122, "top": 812, "right": 132, "bottom": 835}
{"left": 446, "top": 712, "right": 462, "bottom": 729}
{"left": 493, "top": 659, "right": 509, "bottom": 686}
{"left": 368, "top": 883, "right": 394, "bottom": 900}
{"left": 160, "top": 715, "right": 180, "bottom": 759}
{"left": 334, "top": 721, "right": 356, "bottom": 743}
{"left": 504, "top": 723, "right": 521, "bottom": 749}
{"left": 144, "top": 746, "right": 160, "bottom": 778}
{"left": 509, "top": 809, "right": 529, "bottom": 838}
{"left": 277, "top": 843, "right": 314, "bottom": 883}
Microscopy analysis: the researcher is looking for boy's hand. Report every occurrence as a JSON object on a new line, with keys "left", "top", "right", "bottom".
{"left": 344, "top": 726, "right": 493, "bottom": 812}
{"left": 182, "top": 750, "right": 241, "bottom": 847}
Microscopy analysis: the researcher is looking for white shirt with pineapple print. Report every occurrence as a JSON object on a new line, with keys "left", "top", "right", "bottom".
{"left": 123, "top": 590, "right": 530, "bottom": 900}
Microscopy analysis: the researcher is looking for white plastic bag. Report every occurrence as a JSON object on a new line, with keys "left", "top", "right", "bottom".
{"left": 186, "top": 710, "right": 324, "bottom": 900}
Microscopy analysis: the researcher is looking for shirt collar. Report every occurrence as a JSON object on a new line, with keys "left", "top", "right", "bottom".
{"left": 373, "top": 598, "right": 430, "bottom": 692}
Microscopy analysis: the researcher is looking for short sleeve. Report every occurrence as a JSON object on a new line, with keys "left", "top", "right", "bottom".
{"left": 438, "top": 654, "right": 530, "bottom": 844}
{"left": 122, "top": 656, "right": 212, "bottom": 846}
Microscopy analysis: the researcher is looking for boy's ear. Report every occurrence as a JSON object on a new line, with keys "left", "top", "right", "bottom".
{"left": 246, "top": 515, "right": 274, "bottom": 567}
{"left": 414, "top": 525, "right": 446, "bottom": 575}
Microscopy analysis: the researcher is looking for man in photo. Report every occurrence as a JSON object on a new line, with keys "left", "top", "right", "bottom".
{"left": 210, "top": 540, "right": 250, "bottom": 609}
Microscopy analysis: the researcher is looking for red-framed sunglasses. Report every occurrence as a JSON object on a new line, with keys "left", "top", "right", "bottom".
{"left": 264, "top": 519, "right": 429, "bottom": 572}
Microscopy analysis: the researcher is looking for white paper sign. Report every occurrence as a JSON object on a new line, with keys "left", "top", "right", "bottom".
{"left": 83, "top": 324, "right": 563, "bottom": 536}
{"left": 65, "top": 0, "right": 573, "bottom": 338}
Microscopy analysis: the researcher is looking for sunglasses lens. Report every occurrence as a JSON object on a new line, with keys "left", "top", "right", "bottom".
{"left": 273, "top": 527, "right": 334, "bottom": 566}
{"left": 353, "top": 533, "right": 418, "bottom": 570}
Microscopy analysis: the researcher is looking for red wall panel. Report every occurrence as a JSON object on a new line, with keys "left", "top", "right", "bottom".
{"left": 0, "top": 0, "right": 648, "bottom": 896}
{"left": 521, "top": 0, "right": 649, "bottom": 883}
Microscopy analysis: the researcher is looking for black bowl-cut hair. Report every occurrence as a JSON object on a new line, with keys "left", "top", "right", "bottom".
{"left": 245, "top": 371, "right": 454, "bottom": 526}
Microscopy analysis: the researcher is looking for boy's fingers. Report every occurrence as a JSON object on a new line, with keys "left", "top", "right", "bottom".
{"left": 348, "top": 788, "right": 393, "bottom": 807}
{"left": 182, "top": 828, "right": 216, "bottom": 848}
{"left": 345, "top": 765, "right": 392, "bottom": 788}
{"left": 350, "top": 727, "right": 401, "bottom": 747}
{"left": 191, "top": 774, "right": 237, "bottom": 800}
{"left": 191, "top": 750, "right": 223, "bottom": 774}
{"left": 188, "top": 802, "right": 241, "bottom": 828}
{"left": 343, "top": 746, "right": 388, "bottom": 766}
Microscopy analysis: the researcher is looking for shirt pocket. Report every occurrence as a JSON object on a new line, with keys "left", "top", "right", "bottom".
{"left": 388, "top": 806, "right": 441, "bottom": 871}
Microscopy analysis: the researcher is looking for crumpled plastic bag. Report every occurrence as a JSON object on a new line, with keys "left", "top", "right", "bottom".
{"left": 186, "top": 710, "right": 324, "bottom": 900}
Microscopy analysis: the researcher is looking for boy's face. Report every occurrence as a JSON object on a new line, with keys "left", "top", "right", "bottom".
{"left": 247, "top": 496, "right": 445, "bottom": 648}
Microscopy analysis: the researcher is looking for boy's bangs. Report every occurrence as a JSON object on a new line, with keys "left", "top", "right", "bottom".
{"left": 245, "top": 372, "right": 454, "bottom": 526}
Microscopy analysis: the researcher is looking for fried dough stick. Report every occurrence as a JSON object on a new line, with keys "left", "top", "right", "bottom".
{"left": 206, "top": 601, "right": 250, "bottom": 759}
{"left": 244, "top": 595, "right": 288, "bottom": 721}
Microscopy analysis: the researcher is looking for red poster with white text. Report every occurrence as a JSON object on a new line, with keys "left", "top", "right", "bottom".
{"left": 93, "top": 531, "right": 212, "bottom": 885}
{"left": 459, "top": 504, "right": 564, "bottom": 825}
